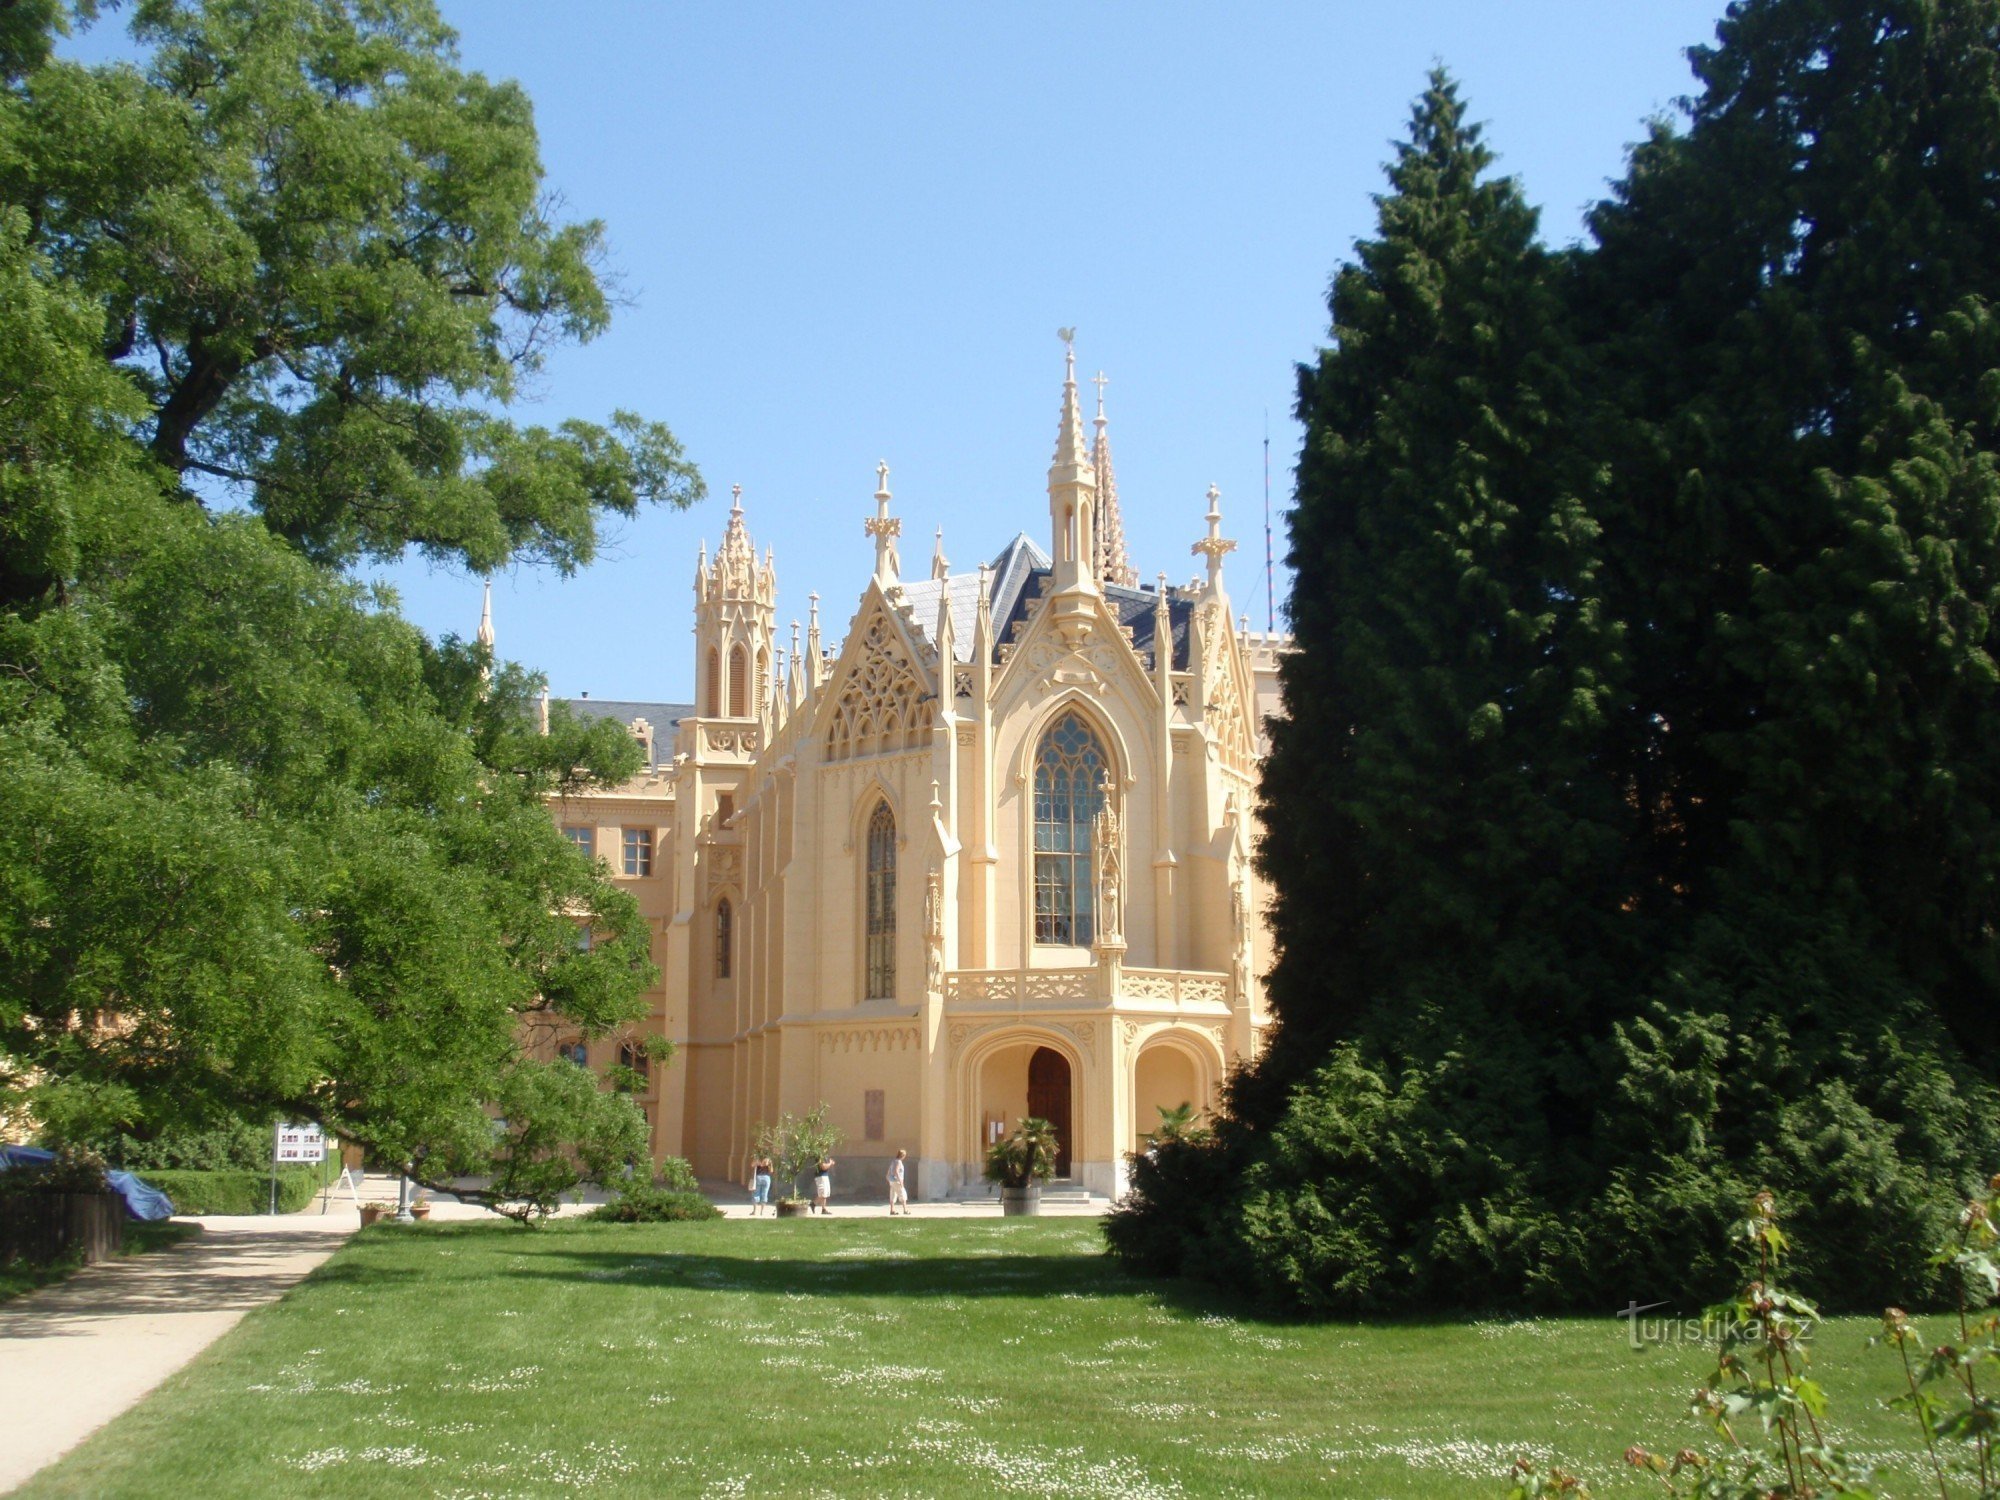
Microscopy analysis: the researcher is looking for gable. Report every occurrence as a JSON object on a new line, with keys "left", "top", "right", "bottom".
{"left": 822, "top": 601, "right": 936, "bottom": 761}
{"left": 1196, "top": 600, "right": 1258, "bottom": 774}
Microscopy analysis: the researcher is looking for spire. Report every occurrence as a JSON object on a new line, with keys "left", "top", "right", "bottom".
{"left": 713, "top": 483, "right": 757, "bottom": 596}
{"left": 1090, "top": 372, "right": 1137, "bottom": 588}
{"left": 1192, "top": 483, "right": 1237, "bottom": 594}
{"left": 866, "top": 461, "right": 901, "bottom": 584}
{"left": 931, "top": 526, "right": 949, "bottom": 581}
{"left": 1046, "top": 328, "right": 1098, "bottom": 594}
{"left": 806, "top": 592, "right": 823, "bottom": 690}
{"left": 789, "top": 621, "right": 805, "bottom": 707}
{"left": 475, "top": 580, "right": 495, "bottom": 687}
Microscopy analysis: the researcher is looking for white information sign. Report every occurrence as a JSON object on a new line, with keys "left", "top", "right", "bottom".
{"left": 274, "top": 1123, "right": 326, "bottom": 1164}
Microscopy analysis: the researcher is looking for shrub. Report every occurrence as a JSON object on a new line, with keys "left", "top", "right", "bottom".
{"left": 1104, "top": 1126, "right": 1249, "bottom": 1280}
{"left": 653, "top": 1156, "right": 698, "bottom": 1192}
{"left": 1506, "top": 1179, "right": 2000, "bottom": 1499}
{"left": 141, "top": 1168, "right": 321, "bottom": 1215}
{"left": 587, "top": 1186, "right": 720, "bottom": 1223}
{"left": 95, "top": 1119, "right": 275, "bottom": 1173}
{"left": 0, "top": 1147, "right": 111, "bottom": 1195}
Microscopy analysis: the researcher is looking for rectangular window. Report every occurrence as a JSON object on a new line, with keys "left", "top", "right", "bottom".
{"left": 864, "top": 1089, "right": 885, "bottom": 1143}
{"left": 574, "top": 926, "right": 594, "bottom": 952}
{"left": 622, "top": 827, "right": 653, "bottom": 876}
{"left": 563, "top": 824, "right": 593, "bottom": 857}
{"left": 715, "top": 792, "right": 734, "bottom": 826}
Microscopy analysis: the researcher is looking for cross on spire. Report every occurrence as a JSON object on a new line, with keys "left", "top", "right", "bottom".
{"left": 1192, "top": 482, "right": 1237, "bottom": 592}
{"left": 865, "top": 460, "right": 901, "bottom": 583}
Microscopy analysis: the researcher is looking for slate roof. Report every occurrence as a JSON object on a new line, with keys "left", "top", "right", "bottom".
{"left": 897, "top": 533, "right": 1193, "bottom": 671}
{"left": 559, "top": 697, "right": 694, "bottom": 772}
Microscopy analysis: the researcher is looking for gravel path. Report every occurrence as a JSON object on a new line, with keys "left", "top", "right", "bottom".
{"left": 0, "top": 1214, "right": 354, "bottom": 1493}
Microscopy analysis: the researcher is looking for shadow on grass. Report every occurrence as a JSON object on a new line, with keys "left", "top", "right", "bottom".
{"left": 310, "top": 1220, "right": 1297, "bottom": 1324}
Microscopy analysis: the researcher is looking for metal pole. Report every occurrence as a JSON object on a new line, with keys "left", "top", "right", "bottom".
{"left": 394, "top": 1166, "right": 414, "bottom": 1224}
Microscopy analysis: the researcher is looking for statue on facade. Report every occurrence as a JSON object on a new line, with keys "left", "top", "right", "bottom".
{"left": 925, "top": 868, "right": 944, "bottom": 993}
{"left": 1093, "top": 775, "right": 1123, "bottom": 946}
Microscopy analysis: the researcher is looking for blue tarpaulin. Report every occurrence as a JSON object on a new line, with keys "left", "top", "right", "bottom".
{"left": 0, "top": 1144, "right": 177, "bottom": 1220}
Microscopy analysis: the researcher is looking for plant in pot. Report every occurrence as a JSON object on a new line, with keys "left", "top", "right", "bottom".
{"left": 984, "top": 1117, "right": 1058, "bottom": 1216}
{"left": 751, "top": 1104, "right": 842, "bottom": 1219}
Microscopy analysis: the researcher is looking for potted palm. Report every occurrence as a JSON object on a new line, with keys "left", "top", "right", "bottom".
{"left": 984, "top": 1117, "right": 1059, "bottom": 1216}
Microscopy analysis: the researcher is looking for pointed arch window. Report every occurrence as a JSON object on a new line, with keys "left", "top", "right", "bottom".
{"left": 1033, "top": 711, "right": 1108, "bottom": 945}
{"left": 729, "top": 645, "right": 748, "bottom": 718}
{"left": 705, "top": 647, "right": 721, "bottom": 717}
{"left": 865, "top": 801, "right": 897, "bottom": 999}
{"left": 715, "top": 897, "right": 733, "bottom": 980}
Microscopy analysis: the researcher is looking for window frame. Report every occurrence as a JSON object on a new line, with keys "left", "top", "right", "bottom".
{"left": 622, "top": 825, "right": 653, "bottom": 877}
{"left": 1032, "top": 710, "right": 1109, "bottom": 947}
{"left": 864, "top": 800, "right": 896, "bottom": 1000}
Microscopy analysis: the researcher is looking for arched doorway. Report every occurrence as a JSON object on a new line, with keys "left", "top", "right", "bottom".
{"left": 1132, "top": 1040, "right": 1201, "bottom": 1152}
{"left": 1027, "top": 1046, "right": 1072, "bottom": 1177}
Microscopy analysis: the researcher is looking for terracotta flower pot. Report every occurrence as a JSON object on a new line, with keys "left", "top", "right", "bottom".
{"left": 358, "top": 1204, "right": 390, "bottom": 1226}
{"left": 775, "top": 1200, "right": 808, "bottom": 1219}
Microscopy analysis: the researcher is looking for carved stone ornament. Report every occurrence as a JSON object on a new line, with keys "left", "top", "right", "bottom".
{"left": 826, "top": 613, "right": 934, "bottom": 761}
{"left": 1093, "top": 786, "right": 1124, "bottom": 943}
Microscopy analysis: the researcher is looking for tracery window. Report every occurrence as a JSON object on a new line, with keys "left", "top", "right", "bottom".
{"left": 1033, "top": 711, "right": 1108, "bottom": 945}
{"left": 864, "top": 801, "right": 896, "bottom": 999}
{"left": 825, "top": 615, "right": 933, "bottom": 759}
{"left": 715, "top": 897, "right": 733, "bottom": 979}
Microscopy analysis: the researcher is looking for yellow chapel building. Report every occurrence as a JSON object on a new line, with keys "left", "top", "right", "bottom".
{"left": 541, "top": 348, "right": 1287, "bottom": 1201}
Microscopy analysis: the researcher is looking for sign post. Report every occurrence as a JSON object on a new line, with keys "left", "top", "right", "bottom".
{"left": 272, "top": 1123, "right": 326, "bottom": 1216}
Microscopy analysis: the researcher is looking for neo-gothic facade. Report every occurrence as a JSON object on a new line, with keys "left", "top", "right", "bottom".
{"left": 543, "top": 350, "right": 1287, "bottom": 1199}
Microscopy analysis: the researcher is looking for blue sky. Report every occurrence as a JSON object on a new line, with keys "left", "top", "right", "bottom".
{"left": 79, "top": 3, "right": 1729, "bottom": 703}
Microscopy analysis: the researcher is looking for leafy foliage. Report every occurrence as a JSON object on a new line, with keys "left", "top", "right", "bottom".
{"left": 0, "top": 0, "right": 698, "bottom": 1203}
{"left": 1514, "top": 1180, "right": 2000, "bottom": 1499}
{"left": 751, "top": 1104, "right": 842, "bottom": 1201}
{"left": 1117, "top": 8, "right": 2000, "bottom": 1313}
{"left": 139, "top": 1167, "right": 321, "bottom": 1215}
{"left": 419, "top": 1058, "right": 650, "bottom": 1226}
{"left": 983, "top": 1117, "right": 1059, "bottom": 1189}
{"left": 586, "top": 1185, "right": 721, "bottom": 1223}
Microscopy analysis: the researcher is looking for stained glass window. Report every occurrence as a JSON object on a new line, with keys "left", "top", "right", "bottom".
{"left": 1034, "top": 711, "right": 1107, "bottom": 945}
{"left": 865, "top": 801, "right": 896, "bottom": 998}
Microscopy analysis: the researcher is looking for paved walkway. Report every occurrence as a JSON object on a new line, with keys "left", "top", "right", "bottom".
{"left": 0, "top": 1214, "right": 353, "bottom": 1493}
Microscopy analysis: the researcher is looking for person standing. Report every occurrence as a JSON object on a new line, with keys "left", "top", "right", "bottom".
{"left": 749, "top": 1154, "right": 773, "bottom": 1216}
{"left": 886, "top": 1149, "right": 909, "bottom": 1215}
{"left": 812, "top": 1155, "right": 836, "bottom": 1215}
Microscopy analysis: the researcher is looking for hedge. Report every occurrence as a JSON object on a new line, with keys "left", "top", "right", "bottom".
{"left": 140, "top": 1167, "right": 324, "bottom": 1216}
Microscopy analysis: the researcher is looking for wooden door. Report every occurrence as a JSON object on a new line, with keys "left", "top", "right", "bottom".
{"left": 1026, "top": 1046, "right": 1072, "bottom": 1177}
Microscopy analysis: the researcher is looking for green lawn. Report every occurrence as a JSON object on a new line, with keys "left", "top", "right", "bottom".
{"left": 16, "top": 1218, "right": 1937, "bottom": 1498}
{"left": 0, "top": 1218, "right": 204, "bottom": 1306}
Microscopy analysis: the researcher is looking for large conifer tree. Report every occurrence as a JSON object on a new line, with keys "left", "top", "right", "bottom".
{"left": 1112, "top": 7, "right": 2000, "bottom": 1312}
